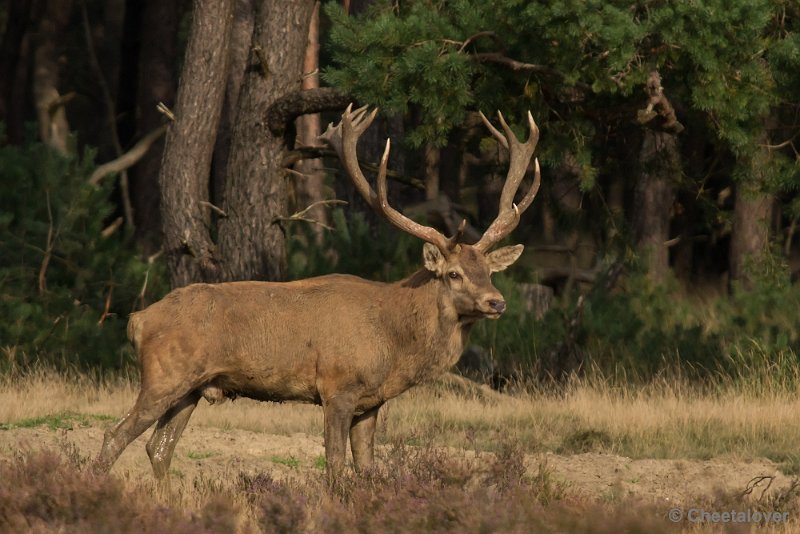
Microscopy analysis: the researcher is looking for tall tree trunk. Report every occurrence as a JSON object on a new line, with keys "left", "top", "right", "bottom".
{"left": 0, "top": 0, "right": 33, "bottom": 127}
{"left": 632, "top": 130, "right": 678, "bottom": 283}
{"left": 130, "top": 0, "right": 180, "bottom": 254}
{"left": 159, "top": 0, "right": 234, "bottom": 288}
{"left": 32, "top": 0, "right": 73, "bottom": 154}
{"left": 632, "top": 71, "right": 683, "bottom": 283}
{"left": 729, "top": 164, "right": 773, "bottom": 291}
{"left": 211, "top": 0, "right": 255, "bottom": 209}
{"left": 218, "top": 0, "right": 315, "bottom": 282}
{"left": 293, "top": 1, "right": 328, "bottom": 242}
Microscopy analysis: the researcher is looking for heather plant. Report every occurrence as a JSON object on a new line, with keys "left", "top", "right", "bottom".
{"left": 238, "top": 472, "right": 308, "bottom": 533}
{"left": 0, "top": 449, "right": 241, "bottom": 533}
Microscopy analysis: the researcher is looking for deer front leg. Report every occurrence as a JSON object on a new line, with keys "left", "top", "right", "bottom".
{"left": 322, "top": 395, "right": 355, "bottom": 482}
{"left": 350, "top": 405, "right": 380, "bottom": 472}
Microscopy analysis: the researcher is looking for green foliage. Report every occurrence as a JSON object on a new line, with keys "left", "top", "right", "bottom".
{"left": 288, "top": 208, "right": 422, "bottom": 281}
{"left": 0, "top": 411, "right": 114, "bottom": 431}
{"left": 288, "top": 212, "right": 799, "bottom": 385}
{"left": 324, "top": 0, "right": 799, "bottom": 210}
{"left": 325, "top": 1, "right": 478, "bottom": 147}
{"left": 0, "top": 139, "right": 168, "bottom": 369}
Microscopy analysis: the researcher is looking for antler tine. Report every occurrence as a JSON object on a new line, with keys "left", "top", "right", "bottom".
{"left": 319, "top": 103, "right": 380, "bottom": 208}
{"left": 475, "top": 110, "right": 541, "bottom": 252}
{"left": 478, "top": 110, "right": 509, "bottom": 150}
{"left": 447, "top": 219, "right": 467, "bottom": 249}
{"left": 376, "top": 138, "right": 451, "bottom": 252}
{"left": 322, "top": 106, "right": 457, "bottom": 253}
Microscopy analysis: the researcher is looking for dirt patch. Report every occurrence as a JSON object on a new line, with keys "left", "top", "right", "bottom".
{"left": 538, "top": 452, "right": 790, "bottom": 505}
{"left": 0, "top": 423, "right": 792, "bottom": 505}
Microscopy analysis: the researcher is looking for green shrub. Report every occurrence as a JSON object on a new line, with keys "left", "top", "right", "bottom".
{"left": 288, "top": 208, "right": 421, "bottom": 281}
{"left": 0, "top": 139, "right": 168, "bottom": 369}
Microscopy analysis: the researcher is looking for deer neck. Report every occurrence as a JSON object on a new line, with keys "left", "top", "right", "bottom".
{"left": 393, "top": 269, "right": 471, "bottom": 369}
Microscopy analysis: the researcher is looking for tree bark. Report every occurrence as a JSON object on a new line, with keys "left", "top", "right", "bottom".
{"left": 130, "top": 0, "right": 180, "bottom": 254}
{"left": 729, "top": 172, "right": 773, "bottom": 291}
{"left": 32, "top": 0, "right": 74, "bottom": 154}
{"left": 632, "top": 71, "right": 682, "bottom": 283}
{"left": 293, "top": 1, "right": 329, "bottom": 241}
{"left": 211, "top": 0, "right": 255, "bottom": 210}
{"left": 423, "top": 144, "right": 440, "bottom": 200}
{"left": 159, "top": 0, "right": 234, "bottom": 288}
{"left": 0, "top": 0, "right": 33, "bottom": 126}
{"left": 218, "top": 0, "right": 316, "bottom": 282}
{"left": 632, "top": 130, "right": 678, "bottom": 283}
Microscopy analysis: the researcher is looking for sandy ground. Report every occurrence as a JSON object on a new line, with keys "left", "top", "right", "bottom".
{"left": 0, "top": 422, "right": 793, "bottom": 507}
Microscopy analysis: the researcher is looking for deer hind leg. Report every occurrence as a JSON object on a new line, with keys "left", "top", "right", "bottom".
{"left": 322, "top": 395, "right": 356, "bottom": 482}
{"left": 350, "top": 404, "right": 381, "bottom": 472}
{"left": 146, "top": 391, "right": 200, "bottom": 479}
{"left": 93, "top": 384, "right": 193, "bottom": 474}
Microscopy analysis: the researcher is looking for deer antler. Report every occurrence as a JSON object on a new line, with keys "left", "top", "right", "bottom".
{"left": 321, "top": 105, "right": 459, "bottom": 253}
{"left": 319, "top": 104, "right": 380, "bottom": 209}
{"left": 474, "top": 111, "right": 541, "bottom": 252}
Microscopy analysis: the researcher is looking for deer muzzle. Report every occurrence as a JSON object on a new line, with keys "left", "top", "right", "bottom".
{"left": 478, "top": 294, "right": 507, "bottom": 319}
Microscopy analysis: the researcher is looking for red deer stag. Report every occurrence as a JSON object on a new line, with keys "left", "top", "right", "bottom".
{"left": 93, "top": 105, "right": 541, "bottom": 480}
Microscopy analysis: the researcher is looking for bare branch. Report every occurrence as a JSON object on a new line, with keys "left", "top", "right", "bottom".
{"left": 636, "top": 70, "right": 684, "bottom": 133}
{"left": 81, "top": 3, "right": 134, "bottom": 227}
{"left": 272, "top": 199, "right": 348, "bottom": 230}
{"left": 38, "top": 190, "right": 56, "bottom": 295}
{"left": 100, "top": 216, "right": 124, "bottom": 238}
{"left": 156, "top": 102, "right": 176, "bottom": 121}
{"left": 46, "top": 91, "right": 76, "bottom": 115}
{"left": 252, "top": 45, "right": 270, "bottom": 78}
{"left": 458, "top": 31, "right": 506, "bottom": 54}
{"left": 474, "top": 52, "right": 553, "bottom": 75}
{"left": 89, "top": 125, "right": 168, "bottom": 186}
{"left": 266, "top": 87, "right": 351, "bottom": 136}
{"left": 97, "top": 283, "right": 114, "bottom": 326}
{"left": 198, "top": 200, "right": 228, "bottom": 218}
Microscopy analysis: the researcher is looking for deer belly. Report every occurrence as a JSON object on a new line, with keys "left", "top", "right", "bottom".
{"left": 204, "top": 369, "right": 318, "bottom": 404}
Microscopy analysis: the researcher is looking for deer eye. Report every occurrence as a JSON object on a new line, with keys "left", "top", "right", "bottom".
{"left": 448, "top": 271, "right": 461, "bottom": 280}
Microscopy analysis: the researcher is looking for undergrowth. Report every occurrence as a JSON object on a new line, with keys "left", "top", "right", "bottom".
{"left": 0, "top": 441, "right": 691, "bottom": 534}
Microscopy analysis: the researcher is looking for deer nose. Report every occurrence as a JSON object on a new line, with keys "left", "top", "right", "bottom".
{"left": 487, "top": 299, "right": 506, "bottom": 314}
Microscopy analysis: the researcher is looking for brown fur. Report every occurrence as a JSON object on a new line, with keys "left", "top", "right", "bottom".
{"left": 92, "top": 243, "right": 523, "bottom": 480}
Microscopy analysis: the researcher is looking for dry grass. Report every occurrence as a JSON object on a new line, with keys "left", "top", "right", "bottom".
{"left": 4, "top": 368, "right": 800, "bottom": 532}
{"left": 3, "top": 368, "right": 800, "bottom": 467}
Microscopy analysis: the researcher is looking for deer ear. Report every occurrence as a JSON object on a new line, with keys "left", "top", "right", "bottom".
{"left": 487, "top": 244, "right": 524, "bottom": 273}
{"left": 423, "top": 243, "right": 446, "bottom": 275}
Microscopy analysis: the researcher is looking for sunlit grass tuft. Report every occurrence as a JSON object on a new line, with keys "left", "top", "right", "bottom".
{"left": 4, "top": 362, "right": 800, "bottom": 466}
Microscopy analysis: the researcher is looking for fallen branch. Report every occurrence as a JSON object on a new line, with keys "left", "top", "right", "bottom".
{"left": 89, "top": 125, "right": 168, "bottom": 186}
{"left": 741, "top": 475, "right": 774, "bottom": 501}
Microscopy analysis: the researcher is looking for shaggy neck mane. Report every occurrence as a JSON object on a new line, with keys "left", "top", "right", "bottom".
{"left": 398, "top": 268, "right": 436, "bottom": 289}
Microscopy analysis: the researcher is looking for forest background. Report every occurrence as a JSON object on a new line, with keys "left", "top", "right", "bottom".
{"left": 1, "top": 0, "right": 799, "bottom": 388}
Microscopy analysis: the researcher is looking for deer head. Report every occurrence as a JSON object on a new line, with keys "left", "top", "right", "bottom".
{"left": 321, "top": 105, "right": 541, "bottom": 321}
